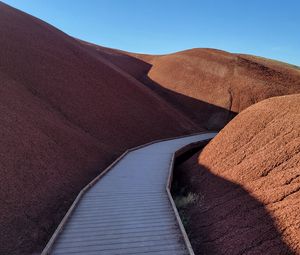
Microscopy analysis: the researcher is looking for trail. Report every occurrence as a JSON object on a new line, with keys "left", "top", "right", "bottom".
{"left": 43, "top": 133, "right": 217, "bottom": 254}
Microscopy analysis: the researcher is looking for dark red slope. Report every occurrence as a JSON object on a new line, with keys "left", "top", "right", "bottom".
{"left": 0, "top": 3, "right": 196, "bottom": 254}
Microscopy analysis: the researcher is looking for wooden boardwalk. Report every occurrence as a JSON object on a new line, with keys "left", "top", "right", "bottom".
{"left": 43, "top": 133, "right": 216, "bottom": 255}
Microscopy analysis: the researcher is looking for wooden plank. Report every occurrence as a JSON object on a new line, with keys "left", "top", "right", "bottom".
{"left": 42, "top": 132, "right": 217, "bottom": 255}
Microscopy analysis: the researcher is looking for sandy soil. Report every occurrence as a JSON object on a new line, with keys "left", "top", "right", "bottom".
{"left": 175, "top": 94, "right": 300, "bottom": 254}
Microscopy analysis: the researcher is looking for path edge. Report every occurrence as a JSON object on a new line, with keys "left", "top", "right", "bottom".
{"left": 42, "top": 131, "right": 216, "bottom": 254}
{"left": 166, "top": 139, "right": 213, "bottom": 255}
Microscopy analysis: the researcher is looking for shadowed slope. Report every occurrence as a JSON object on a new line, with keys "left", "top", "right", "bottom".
{"left": 175, "top": 157, "right": 293, "bottom": 255}
{"left": 175, "top": 94, "right": 300, "bottom": 254}
{"left": 79, "top": 42, "right": 236, "bottom": 129}
{"left": 80, "top": 43, "right": 300, "bottom": 129}
{"left": 0, "top": 3, "right": 197, "bottom": 254}
{"left": 143, "top": 49, "right": 300, "bottom": 113}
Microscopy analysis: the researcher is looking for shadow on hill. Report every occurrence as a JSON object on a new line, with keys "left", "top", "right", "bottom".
{"left": 172, "top": 150, "right": 293, "bottom": 255}
{"left": 82, "top": 43, "right": 294, "bottom": 254}
{"left": 133, "top": 56, "right": 236, "bottom": 130}
{"left": 95, "top": 49, "right": 237, "bottom": 130}
{"left": 141, "top": 75, "right": 237, "bottom": 130}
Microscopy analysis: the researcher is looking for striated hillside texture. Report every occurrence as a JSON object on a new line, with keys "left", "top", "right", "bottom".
{"left": 176, "top": 94, "right": 300, "bottom": 254}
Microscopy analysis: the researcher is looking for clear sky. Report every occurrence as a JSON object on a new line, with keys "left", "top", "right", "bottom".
{"left": 3, "top": 0, "right": 300, "bottom": 66}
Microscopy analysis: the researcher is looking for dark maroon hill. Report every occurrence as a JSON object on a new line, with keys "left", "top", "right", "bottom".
{"left": 0, "top": 3, "right": 196, "bottom": 254}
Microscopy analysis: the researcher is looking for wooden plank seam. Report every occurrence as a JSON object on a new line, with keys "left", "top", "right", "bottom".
{"left": 42, "top": 132, "right": 216, "bottom": 254}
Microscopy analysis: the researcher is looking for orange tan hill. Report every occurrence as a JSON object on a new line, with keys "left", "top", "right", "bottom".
{"left": 175, "top": 94, "right": 300, "bottom": 254}
{"left": 80, "top": 44, "right": 300, "bottom": 129}
{"left": 137, "top": 49, "right": 300, "bottom": 129}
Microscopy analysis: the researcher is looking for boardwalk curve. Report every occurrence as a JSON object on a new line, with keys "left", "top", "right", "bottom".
{"left": 43, "top": 132, "right": 217, "bottom": 255}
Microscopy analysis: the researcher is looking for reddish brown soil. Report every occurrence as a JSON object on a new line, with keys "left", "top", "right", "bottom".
{"left": 0, "top": 3, "right": 198, "bottom": 254}
{"left": 78, "top": 45, "right": 300, "bottom": 130}
{"left": 134, "top": 49, "right": 300, "bottom": 129}
{"left": 1, "top": 2, "right": 300, "bottom": 254}
{"left": 176, "top": 94, "right": 300, "bottom": 254}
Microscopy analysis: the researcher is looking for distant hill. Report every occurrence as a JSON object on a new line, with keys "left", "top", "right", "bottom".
{"left": 136, "top": 48, "right": 300, "bottom": 129}
{"left": 82, "top": 44, "right": 300, "bottom": 129}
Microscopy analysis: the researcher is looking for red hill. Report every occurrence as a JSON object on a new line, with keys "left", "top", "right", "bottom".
{"left": 1, "top": 2, "right": 300, "bottom": 254}
{"left": 176, "top": 94, "right": 300, "bottom": 254}
{"left": 0, "top": 3, "right": 196, "bottom": 254}
{"left": 83, "top": 45, "right": 300, "bottom": 129}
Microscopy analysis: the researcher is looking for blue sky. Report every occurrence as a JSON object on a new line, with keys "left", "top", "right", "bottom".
{"left": 3, "top": 0, "right": 300, "bottom": 66}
